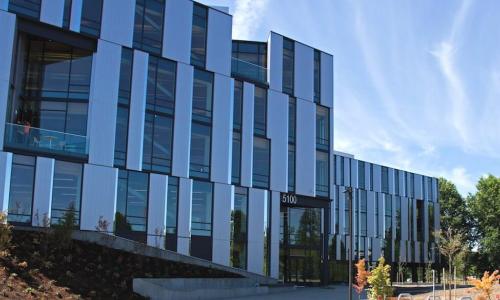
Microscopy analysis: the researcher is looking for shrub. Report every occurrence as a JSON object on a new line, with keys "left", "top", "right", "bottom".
{"left": 51, "top": 206, "right": 77, "bottom": 252}
{"left": 354, "top": 258, "right": 371, "bottom": 297}
{"left": 468, "top": 270, "right": 500, "bottom": 300}
{"left": 0, "top": 211, "right": 13, "bottom": 256}
{"left": 367, "top": 257, "right": 393, "bottom": 300}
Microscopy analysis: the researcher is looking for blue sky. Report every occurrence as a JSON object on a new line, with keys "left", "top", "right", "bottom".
{"left": 201, "top": 0, "right": 500, "bottom": 196}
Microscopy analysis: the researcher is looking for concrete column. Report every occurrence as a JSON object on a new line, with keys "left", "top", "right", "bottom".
{"left": 147, "top": 174, "right": 169, "bottom": 249}
{"left": 0, "top": 152, "right": 12, "bottom": 212}
{"left": 212, "top": 183, "right": 233, "bottom": 266}
{"left": 177, "top": 177, "right": 193, "bottom": 255}
{"left": 32, "top": 157, "right": 55, "bottom": 227}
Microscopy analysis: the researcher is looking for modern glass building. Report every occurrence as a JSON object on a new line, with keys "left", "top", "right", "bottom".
{"left": 0, "top": 0, "right": 440, "bottom": 285}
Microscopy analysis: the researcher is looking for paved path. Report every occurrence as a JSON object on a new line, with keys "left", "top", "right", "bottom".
{"left": 236, "top": 285, "right": 367, "bottom": 300}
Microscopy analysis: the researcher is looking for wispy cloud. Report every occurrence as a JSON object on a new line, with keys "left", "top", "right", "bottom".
{"left": 440, "top": 167, "right": 475, "bottom": 196}
{"left": 232, "top": 0, "right": 269, "bottom": 39}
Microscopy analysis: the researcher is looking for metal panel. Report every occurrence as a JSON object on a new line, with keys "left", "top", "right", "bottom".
{"left": 267, "top": 32, "right": 283, "bottom": 92}
{"left": 205, "top": 8, "right": 232, "bottom": 76}
{"left": 126, "top": 50, "right": 148, "bottom": 171}
{"left": 211, "top": 74, "right": 234, "bottom": 184}
{"left": 212, "top": 183, "right": 233, "bottom": 266}
{"left": 0, "top": 151, "right": 12, "bottom": 212}
{"left": 88, "top": 40, "right": 121, "bottom": 167}
{"left": 423, "top": 200, "right": 429, "bottom": 244}
{"left": 163, "top": 0, "right": 192, "bottom": 64}
{"left": 69, "top": 0, "right": 82, "bottom": 32}
{"left": 240, "top": 82, "right": 254, "bottom": 187}
{"left": 267, "top": 90, "right": 288, "bottom": 192}
{"left": 40, "top": 0, "right": 64, "bottom": 27}
{"left": 0, "top": 0, "right": 7, "bottom": 10}
{"left": 32, "top": 157, "right": 54, "bottom": 227}
{"left": 177, "top": 177, "right": 192, "bottom": 255}
{"left": 320, "top": 52, "right": 333, "bottom": 108}
{"left": 294, "top": 42, "right": 314, "bottom": 101}
{"left": 171, "top": 63, "right": 193, "bottom": 178}
{"left": 434, "top": 202, "right": 440, "bottom": 233}
{"left": 147, "top": 173, "right": 169, "bottom": 249}
{"left": 100, "top": 0, "right": 135, "bottom": 47}
{"left": 432, "top": 177, "right": 438, "bottom": 202}
{"left": 389, "top": 168, "right": 395, "bottom": 194}
{"left": 295, "top": 99, "right": 315, "bottom": 196}
{"left": 373, "top": 164, "right": 381, "bottom": 192}
{"left": 270, "top": 191, "right": 280, "bottom": 278}
{"left": 339, "top": 189, "right": 345, "bottom": 234}
{"left": 378, "top": 192, "right": 384, "bottom": 238}
{"left": 335, "top": 156, "right": 341, "bottom": 186}
{"left": 412, "top": 196, "right": 417, "bottom": 241}
{"left": 399, "top": 169, "right": 406, "bottom": 196}
{"left": 247, "top": 188, "right": 266, "bottom": 274}
{"left": 80, "top": 164, "right": 118, "bottom": 231}
{"left": 329, "top": 109, "right": 335, "bottom": 197}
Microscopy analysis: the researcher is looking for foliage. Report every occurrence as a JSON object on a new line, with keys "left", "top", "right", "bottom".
{"left": 367, "top": 257, "right": 393, "bottom": 299}
{"left": 354, "top": 258, "right": 371, "bottom": 295}
{"left": 51, "top": 206, "right": 77, "bottom": 252}
{"left": 0, "top": 211, "right": 13, "bottom": 256}
{"left": 467, "top": 270, "right": 500, "bottom": 300}
{"left": 468, "top": 175, "right": 500, "bottom": 271}
{"left": 95, "top": 216, "right": 109, "bottom": 232}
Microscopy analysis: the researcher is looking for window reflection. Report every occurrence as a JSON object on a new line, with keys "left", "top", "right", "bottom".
{"left": 9, "top": 0, "right": 41, "bottom": 19}
{"left": 191, "top": 3, "right": 208, "bottom": 67}
{"left": 192, "top": 69, "right": 213, "bottom": 123}
{"left": 51, "top": 161, "right": 82, "bottom": 225}
{"left": 134, "top": 0, "right": 165, "bottom": 55}
{"left": 190, "top": 123, "right": 211, "bottom": 179}
{"left": 253, "top": 137, "right": 270, "bottom": 189}
{"left": 316, "top": 150, "right": 329, "bottom": 197}
{"left": 80, "top": 0, "right": 103, "bottom": 37}
{"left": 316, "top": 106, "right": 329, "bottom": 151}
{"left": 254, "top": 87, "right": 267, "bottom": 136}
{"left": 8, "top": 155, "right": 36, "bottom": 224}
{"left": 231, "top": 187, "right": 248, "bottom": 269}
{"left": 191, "top": 181, "right": 212, "bottom": 236}
{"left": 282, "top": 38, "right": 294, "bottom": 95}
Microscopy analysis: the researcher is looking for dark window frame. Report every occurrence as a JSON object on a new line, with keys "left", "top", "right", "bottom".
{"left": 190, "top": 2, "right": 209, "bottom": 68}
{"left": 80, "top": 0, "right": 103, "bottom": 38}
{"left": 133, "top": 0, "right": 165, "bottom": 55}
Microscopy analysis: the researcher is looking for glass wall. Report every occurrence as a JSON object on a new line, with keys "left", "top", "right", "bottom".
{"left": 114, "top": 48, "right": 133, "bottom": 167}
{"left": 232, "top": 132, "right": 241, "bottom": 184}
{"left": 288, "top": 144, "right": 295, "bottom": 192}
{"left": 116, "top": 170, "right": 149, "bottom": 242}
{"left": 314, "top": 50, "right": 321, "bottom": 103}
{"left": 288, "top": 97, "right": 296, "bottom": 192}
{"left": 191, "top": 3, "right": 208, "bottom": 68}
{"left": 382, "top": 166, "right": 389, "bottom": 193}
{"left": 232, "top": 81, "right": 243, "bottom": 185}
{"left": 359, "top": 190, "right": 367, "bottom": 237}
{"left": 231, "top": 187, "right": 248, "bottom": 269}
{"left": 282, "top": 38, "right": 294, "bottom": 95}
{"left": 9, "top": 0, "right": 41, "bottom": 19}
{"left": 80, "top": 0, "right": 102, "bottom": 37}
{"left": 358, "top": 161, "right": 365, "bottom": 189}
{"left": 62, "top": 0, "right": 72, "bottom": 29}
{"left": 165, "top": 176, "right": 179, "bottom": 251}
{"left": 191, "top": 181, "right": 212, "bottom": 236}
{"left": 252, "top": 137, "right": 270, "bottom": 189}
{"left": 254, "top": 87, "right": 267, "bottom": 136}
{"left": 190, "top": 123, "right": 211, "bottom": 179}
{"left": 133, "top": 0, "right": 165, "bottom": 55}
{"left": 51, "top": 161, "right": 82, "bottom": 225}
{"left": 192, "top": 69, "right": 213, "bottom": 123}
{"left": 231, "top": 41, "right": 267, "bottom": 83}
{"left": 316, "top": 151, "right": 329, "bottom": 197}
{"left": 316, "top": 106, "right": 329, "bottom": 151}
{"left": 8, "top": 155, "right": 36, "bottom": 224}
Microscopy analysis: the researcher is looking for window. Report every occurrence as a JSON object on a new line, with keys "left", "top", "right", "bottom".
{"left": 416, "top": 199, "right": 424, "bottom": 241}
{"left": 143, "top": 114, "right": 173, "bottom": 173}
{"left": 134, "top": 0, "right": 165, "bottom": 55}
{"left": 358, "top": 161, "right": 365, "bottom": 189}
{"left": 114, "top": 48, "right": 134, "bottom": 167}
{"left": 359, "top": 190, "right": 367, "bottom": 237}
{"left": 9, "top": 0, "right": 41, "bottom": 19}
{"left": 335, "top": 187, "right": 339, "bottom": 233}
{"left": 192, "top": 69, "right": 213, "bottom": 123}
{"left": 340, "top": 157, "right": 345, "bottom": 186}
{"left": 191, "top": 3, "right": 208, "bottom": 67}
{"left": 282, "top": 38, "right": 294, "bottom": 95}
{"left": 263, "top": 191, "right": 270, "bottom": 275}
{"left": 375, "top": 193, "right": 379, "bottom": 238}
{"left": 51, "top": 161, "right": 82, "bottom": 225}
{"left": 314, "top": 50, "right": 321, "bottom": 103}
{"left": 190, "top": 123, "right": 211, "bottom": 179}
{"left": 231, "top": 187, "right": 248, "bottom": 269}
{"left": 370, "top": 164, "right": 374, "bottom": 191}
{"left": 428, "top": 202, "right": 434, "bottom": 241}
{"left": 147, "top": 56, "right": 176, "bottom": 115}
{"left": 394, "top": 169, "right": 400, "bottom": 195}
{"left": 232, "top": 132, "right": 241, "bottom": 184}
{"left": 288, "top": 97, "right": 296, "bottom": 143}
{"left": 252, "top": 137, "right": 270, "bottom": 189}
{"left": 191, "top": 181, "right": 213, "bottom": 236}
{"left": 8, "top": 155, "right": 36, "bottom": 224}
{"left": 382, "top": 166, "right": 389, "bottom": 193}
{"left": 231, "top": 41, "right": 267, "bottom": 83}
{"left": 80, "top": 0, "right": 103, "bottom": 37}
{"left": 316, "top": 151, "right": 329, "bottom": 197}
{"left": 344, "top": 187, "right": 350, "bottom": 234}
{"left": 233, "top": 81, "right": 243, "bottom": 130}
{"left": 408, "top": 198, "right": 413, "bottom": 241}
{"left": 63, "top": 0, "right": 72, "bottom": 29}
{"left": 165, "top": 176, "right": 179, "bottom": 251}
{"left": 288, "top": 144, "right": 295, "bottom": 192}
{"left": 116, "top": 170, "right": 149, "bottom": 242}
{"left": 395, "top": 196, "right": 401, "bottom": 240}
{"left": 384, "top": 195, "right": 392, "bottom": 239}
{"left": 254, "top": 87, "right": 267, "bottom": 136}
{"left": 316, "top": 106, "right": 329, "bottom": 151}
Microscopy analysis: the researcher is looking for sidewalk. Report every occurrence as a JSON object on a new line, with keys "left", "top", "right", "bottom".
{"left": 236, "top": 285, "right": 367, "bottom": 300}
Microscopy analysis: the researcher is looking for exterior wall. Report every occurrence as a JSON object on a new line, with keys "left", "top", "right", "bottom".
{"left": 101, "top": 0, "right": 135, "bottom": 47}
{"left": 267, "top": 90, "right": 288, "bottom": 192}
{"left": 0, "top": 152, "right": 12, "bottom": 212}
{"left": 40, "top": 0, "right": 64, "bottom": 27}
{"left": 320, "top": 53, "right": 334, "bottom": 108}
{"left": 247, "top": 188, "right": 266, "bottom": 274}
{"left": 0, "top": 10, "right": 15, "bottom": 151}
{"left": 163, "top": 0, "right": 192, "bottom": 64}
{"left": 240, "top": 82, "right": 254, "bottom": 187}
{"left": 32, "top": 157, "right": 54, "bottom": 227}
{"left": 267, "top": 32, "right": 283, "bottom": 92}
{"left": 206, "top": 8, "right": 232, "bottom": 76}
{"left": 177, "top": 178, "right": 192, "bottom": 255}
{"left": 295, "top": 99, "right": 315, "bottom": 196}
{"left": 69, "top": 0, "right": 82, "bottom": 32}
{"left": 147, "top": 174, "right": 169, "bottom": 248}
{"left": 294, "top": 42, "right": 314, "bottom": 101}
{"left": 212, "top": 183, "right": 233, "bottom": 266}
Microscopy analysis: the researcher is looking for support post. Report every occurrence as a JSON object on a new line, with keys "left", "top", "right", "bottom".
{"left": 344, "top": 186, "right": 353, "bottom": 300}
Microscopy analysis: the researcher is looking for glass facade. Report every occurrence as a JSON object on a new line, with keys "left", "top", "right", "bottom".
{"left": 62, "top": 0, "right": 72, "bottom": 29}
{"left": 231, "top": 41, "right": 267, "bottom": 83}
{"left": 133, "top": 0, "right": 165, "bottom": 55}
{"left": 252, "top": 137, "right": 270, "bottom": 189}
{"left": 232, "top": 81, "right": 243, "bottom": 185}
{"left": 314, "top": 50, "right": 321, "bottom": 103}
{"left": 192, "top": 69, "right": 213, "bottom": 123}
{"left": 359, "top": 190, "right": 367, "bottom": 237}
{"left": 9, "top": 0, "right": 41, "bottom": 19}
{"left": 8, "top": 155, "right": 36, "bottom": 224}
{"left": 165, "top": 176, "right": 179, "bottom": 251}
{"left": 191, "top": 180, "right": 213, "bottom": 236}
{"left": 231, "top": 187, "right": 248, "bottom": 269}
{"left": 316, "top": 151, "right": 329, "bottom": 197}
{"left": 253, "top": 87, "right": 267, "bottom": 136}
{"left": 382, "top": 166, "right": 389, "bottom": 193}
{"left": 288, "top": 97, "right": 296, "bottom": 192}
{"left": 282, "top": 38, "right": 294, "bottom": 95}
{"left": 190, "top": 123, "right": 211, "bottom": 179}
{"left": 358, "top": 161, "right": 365, "bottom": 189}
{"left": 191, "top": 3, "right": 208, "bottom": 68}
{"left": 51, "top": 160, "right": 82, "bottom": 225}
{"left": 80, "top": 0, "right": 102, "bottom": 37}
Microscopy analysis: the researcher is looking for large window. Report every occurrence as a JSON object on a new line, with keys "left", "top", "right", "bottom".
{"left": 231, "top": 187, "right": 248, "bottom": 269}
{"left": 231, "top": 41, "right": 267, "bottom": 83}
{"left": 232, "top": 81, "right": 243, "bottom": 185}
{"left": 165, "top": 176, "right": 179, "bottom": 251}
{"left": 192, "top": 69, "right": 213, "bottom": 123}
{"left": 282, "top": 38, "right": 294, "bottom": 95}
{"left": 428, "top": 201, "right": 434, "bottom": 241}
{"left": 146, "top": 57, "right": 176, "bottom": 115}
{"left": 116, "top": 170, "right": 149, "bottom": 242}
{"left": 9, "top": 0, "right": 41, "bottom": 19}
{"left": 359, "top": 190, "right": 367, "bottom": 237}
{"left": 190, "top": 123, "right": 211, "bottom": 179}
{"left": 191, "top": 181, "right": 213, "bottom": 236}
{"left": 8, "top": 155, "right": 36, "bottom": 224}
{"left": 80, "top": 0, "right": 102, "bottom": 37}
{"left": 114, "top": 48, "right": 134, "bottom": 167}
{"left": 382, "top": 166, "right": 389, "bottom": 193}
{"left": 394, "top": 169, "right": 400, "bottom": 195}
{"left": 232, "top": 132, "right": 242, "bottom": 184}
{"left": 288, "top": 97, "right": 296, "bottom": 192}
{"left": 316, "top": 106, "right": 329, "bottom": 151}
{"left": 253, "top": 137, "right": 270, "bottom": 189}
{"left": 416, "top": 199, "right": 424, "bottom": 242}
{"left": 254, "top": 87, "right": 267, "bottom": 136}
{"left": 288, "top": 144, "right": 295, "bottom": 192}
{"left": 358, "top": 161, "right": 365, "bottom": 189}
{"left": 191, "top": 3, "right": 208, "bottom": 68}
{"left": 395, "top": 196, "right": 402, "bottom": 240}
{"left": 314, "top": 50, "right": 321, "bottom": 103}
{"left": 134, "top": 0, "right": 165, "bottom": 55}
{"left": 51, "top": 161, "right": 82, "bottom": 225}
{"left": 233, "top": 81, "right": 243, "bottom": 131}
{"left": 316, "top": 151, "right": 329, "bottom": 197}
{"left": 384, "top": 195, "right": 392, "bottom": 239}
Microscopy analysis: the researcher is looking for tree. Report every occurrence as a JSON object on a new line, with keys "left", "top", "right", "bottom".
{"left": 467, "top": 270, "right": 500, "bottom": 300}
{"left": 468, "top": 175, "right": 500, "bottom": 271}
{"left": 367, "top": 257, "right": 393, "bottom": 300}
{"left": 354, "top": 258, "right": 371, "bottom": 299}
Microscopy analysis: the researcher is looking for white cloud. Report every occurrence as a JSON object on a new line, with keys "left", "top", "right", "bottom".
{"left": 440, "top": 167, "right": 476, "bottom": 196}
{"left": 232, "top": 0, "right": 269, "bottom": 39}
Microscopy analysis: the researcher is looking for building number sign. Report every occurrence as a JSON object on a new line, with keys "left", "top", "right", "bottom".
{"left": 281, "top": 193, "right": 297, "bottom": 205}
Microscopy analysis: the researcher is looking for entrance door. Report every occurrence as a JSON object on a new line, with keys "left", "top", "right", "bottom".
{"left": 280, "top": 206, "right": 323, "bottom": 285}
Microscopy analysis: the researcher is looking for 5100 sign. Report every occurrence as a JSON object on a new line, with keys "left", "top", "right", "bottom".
{"left": 281, "top": 193, "right": 297, "bottom": 205}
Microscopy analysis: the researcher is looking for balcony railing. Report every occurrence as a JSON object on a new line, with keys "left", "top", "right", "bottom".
{"left": 4, "top": 122, "right": 88, "bottom": 158}
{"left": 231, "top": 57, "right": 267, "bottom": 84}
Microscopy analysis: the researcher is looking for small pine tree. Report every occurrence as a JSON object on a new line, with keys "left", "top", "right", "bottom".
{"left": 367, "top": 257, "right": 393, "bottom": 300}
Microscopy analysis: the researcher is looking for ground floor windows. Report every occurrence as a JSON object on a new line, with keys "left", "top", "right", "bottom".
{"left": 115, "top": 170, "right": 149, "bottom": 243}
{"left": 8, "top": 155, "right": 36, "bottom": 224}
{"left": 189, "top": 123, "right": 211, "bottom": 179}
{"left": 190, "top": 180, "right": 213, "bottom": 260}
{"left": 231, "top": 187, "right": 248, "bottom": 269}
{"left": 51, "top": 161, "right": 82, "bottom": 226}
{"left": 165, "top": 176, "right": 179, "bottom": 251}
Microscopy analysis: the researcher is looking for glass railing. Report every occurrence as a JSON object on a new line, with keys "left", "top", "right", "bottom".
{"left": 4, "top": 123, "right": 88, "bottom": 158}
{"left": 231, "top": 57, "right": 267, "bottom": 84}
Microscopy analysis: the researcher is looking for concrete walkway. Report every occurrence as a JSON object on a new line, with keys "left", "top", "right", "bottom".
{"left": 236, "top": 285, "right": 368, "bottom": 300}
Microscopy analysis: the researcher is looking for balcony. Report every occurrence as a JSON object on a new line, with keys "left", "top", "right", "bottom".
{"left": 231, "top": 57, "right": 267, "bottom": 84}
{"left": 4, "top": 123, "right": 88, "bottom": 158}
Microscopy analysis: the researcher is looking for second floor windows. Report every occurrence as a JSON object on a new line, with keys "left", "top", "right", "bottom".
{"left": 147, "top": 56, "right": 176, "bottom": 114}
{"left": 316, "top": 150, "right": 329, "bottom": 197}
{"left": 143, "top": 114, "right": 173, "bottom": 173}
{"left": 316, "top": 105, "right": 329, "bottom": 151}
{"left": 254, "top": 87, "right": 267, "bottom": 136}
{"left": 282, "top": 38, "right": 294, "bottom": 95}
{"left": 191, "top": 3, "right": 208, "bottom": 68}
{"left": 192, "top": 69, "right": 213, "bottom": 123}
{"left": 80, "top": 0, "right": 103, "bottom": 37}
{"left": 190, "top": 123, "right": 211, "bottom": 179}
{"left": 134, "top": 0, "right": 165, "bottom": 55}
